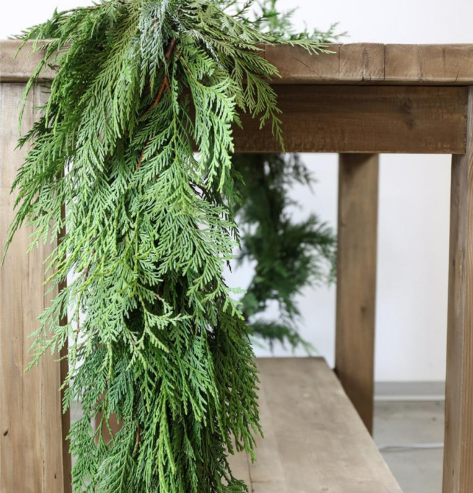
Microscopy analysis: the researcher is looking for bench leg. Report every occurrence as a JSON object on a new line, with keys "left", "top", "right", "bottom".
{"left": 335, "top": 153, "right": 379, "bottom": 434}
{"left": 443, "top": 88, "right": 473, "bottom": 493}
{"left": 0, "top": 84, "right": 71, "bottom": 493}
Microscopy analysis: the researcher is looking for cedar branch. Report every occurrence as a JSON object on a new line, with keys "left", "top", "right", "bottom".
{"left": 137, "top": 39, "right": 177, "bottom": 170}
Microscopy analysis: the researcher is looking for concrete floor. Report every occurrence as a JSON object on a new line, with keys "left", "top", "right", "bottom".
{"left": 374, "top": 401, "right": 445, "bottom": 493}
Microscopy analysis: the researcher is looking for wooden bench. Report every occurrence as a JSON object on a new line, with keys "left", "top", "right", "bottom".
{"left": 2, "top": 40, "right": 473, "bottom": 493}
{"left": 229, "top": 358, "right": 402, "bottom": 493}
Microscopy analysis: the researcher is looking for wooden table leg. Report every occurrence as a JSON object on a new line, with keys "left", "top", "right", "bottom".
{"left": 335, "top": 153, "right": 379, "bottom": 434}
{"left": 443, "top": 88, "right": 473, "bottom": 493}
{"left": 0, "top": 84, "right": 71, "bottom": 493}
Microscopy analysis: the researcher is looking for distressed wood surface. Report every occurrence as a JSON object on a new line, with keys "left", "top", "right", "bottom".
{"left": 0, "top": 83, "right": 71, "bottom": 493}
{"left": 1, "top": 41, "right": 469, "bottom": 154}
{"left": 335, "top": 154, "right": 379, "bottom": 434}
{"left": 265, "top": 43, "right": 473, "bottom": 85}
{"left": 234, "top": 85, "right": 467, "bottom": 154}
{"left": 0, "top": 40, "right": 56, "bottom": 82}
{"left": 2, "top": 40, "right": 473, "bottom": 85}
{"left": 228, "top": 358, "right": 402, "bottom": 493}
{"left": 444, "top": 87, "right": 473, "bottom": 493}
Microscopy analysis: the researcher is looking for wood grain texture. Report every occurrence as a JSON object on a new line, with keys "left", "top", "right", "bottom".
{"left": 234, "top": 85, "right": 468, "bottom": 154}
{"left": 264, "top": 43, "right": 386, "bottom": 84}
{"left": 2, "top": 40, "right": 473, "bottom": 85}
{"left": 0, "top": 40, "right": 56, "bottom": 82}
{"left": 228, "top": 358, "right": 402, "bottom": 493}
{"left": 0, "top": 83, "right": 70, "bottom": 493}
{"left": 335, "top": 154, "right": 379, "bottom": 434}
{"left": 385, "top": 45, "right": 473, "bottom": 85}
{"left": 2, "top": 42, "right": 469, "bottom": 154}
{"left": 443, "top": 87, "right": 473, "bottom": 493}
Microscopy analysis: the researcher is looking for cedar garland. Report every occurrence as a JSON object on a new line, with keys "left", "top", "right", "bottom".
{"left": 6, "top": 0, "right": 337, "bottom": 491}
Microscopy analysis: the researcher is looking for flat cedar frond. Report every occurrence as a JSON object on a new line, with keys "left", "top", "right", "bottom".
{"left": 6, "top": 0, "right": 334, "bottom": 491}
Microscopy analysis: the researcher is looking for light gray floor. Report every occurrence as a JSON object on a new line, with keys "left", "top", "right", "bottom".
{"left": 374, "top": 401, "right": 445, "bottom": 493}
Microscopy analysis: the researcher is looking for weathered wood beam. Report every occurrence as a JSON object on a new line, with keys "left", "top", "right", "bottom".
{"left": 264, "top": 43, "right": 473, "bottom": 86}
{"left": 335, "top": 154, "right": 379, "bottom": 434}
{"left": 0, "top": 83, "right": 71, "bottom": 493}
{"left": 2, "top": 40, "right": 473, "bottom": 86}
{"left": 234, "top": 85, "right": 468, "bottom": 154}
{"left": 443, "top": 87, "right": 473, "bottom": 493}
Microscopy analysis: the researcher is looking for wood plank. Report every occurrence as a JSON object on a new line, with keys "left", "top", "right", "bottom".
{"left": 0, "top": 83, "right": 70, "bottom": 493}
{"left": 443, "top": 87, "right": 473, "bottom": 493}
{"left": 228, "top": 358, "right": 402, "bottom": 493}
{"left": 227, "top": 444, "right": 252, "bottom": 489}
{"left": 234, "top": 85, "right": 468, "bottom": 154}
{"left": 335, "top": 154, "right": 378, "bottom": 433}
{"left": 265, "top": 43, "right": 473, "bottom": 86}
{"left": 385, "top": 45, "right": 473, "bottom": 85}
{"left": 2, "top": 43, "right": 469, "bottom": 155}
{"left": 2, "top": 40, "right": 473, "bottom": 86}
{"left": 264, "top": 43, "right": 386, "bottom": 84}
{"left": 243, "top": 372, "right": 287, "bottom": 490}
{"left": 0, "top": 40, "right": 56, "bottom": 82}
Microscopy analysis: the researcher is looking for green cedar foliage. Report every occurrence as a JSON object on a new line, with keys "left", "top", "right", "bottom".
{"left": 6, "top": 0, "right": 333, "bottom": 492}
{"left": 229, "top": 1, "right": 340, "bottom": 350}
{"left": 232, "top": 153, "right": 337, "bottom": 352}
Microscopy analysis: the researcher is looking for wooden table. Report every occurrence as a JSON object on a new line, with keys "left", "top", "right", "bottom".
{"left": 1, "top": 41, "right": 473, "bottom": 493}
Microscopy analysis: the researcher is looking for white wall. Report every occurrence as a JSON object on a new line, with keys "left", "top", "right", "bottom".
{"left": 2, "top": 0, "right": 473, "bottom": 381}
{"left": 264, "top": 0, "right": 473, "bottom": 382}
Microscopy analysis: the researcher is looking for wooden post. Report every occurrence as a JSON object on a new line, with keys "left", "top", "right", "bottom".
{"left": 0, "top": 84, "right": 71, "bottom": 493}
{"left": 335, "top": 153, "right": 379, "bottom": 434}
{"left": 443, "top": 87, "right": 473, "bottom": 493}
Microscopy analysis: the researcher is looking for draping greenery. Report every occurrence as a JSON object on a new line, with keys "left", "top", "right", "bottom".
{"left": 7, "top": 0, "right": 338, "bottom": 491}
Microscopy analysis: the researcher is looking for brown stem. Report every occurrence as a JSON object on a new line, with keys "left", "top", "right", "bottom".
{"left": 164, "top": 76, "right": 171, "bottom": 94}
{"left": 136, "top": 139, "right": 150, "bottom": 171}
{"left": 141, "top": 75, "right": 170, "bottom": 118}
{"left": 164, "top": 38, "right": 177, "bottom": 60}
{"left": 135, "top": 426, "right": 140, "bottom": 452}
{"left": 137, "top": 39, "right": 177, "bottom": 170}
{"left": 175, "top": 48, "right": 194, "bottom": 78}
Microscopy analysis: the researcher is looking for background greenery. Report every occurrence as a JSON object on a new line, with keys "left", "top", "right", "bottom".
{"left": 231, "top": 0, "right": 340, "bottom": 351}
{"left": 233, "top": 153, "right": 336, "bottom": 351}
